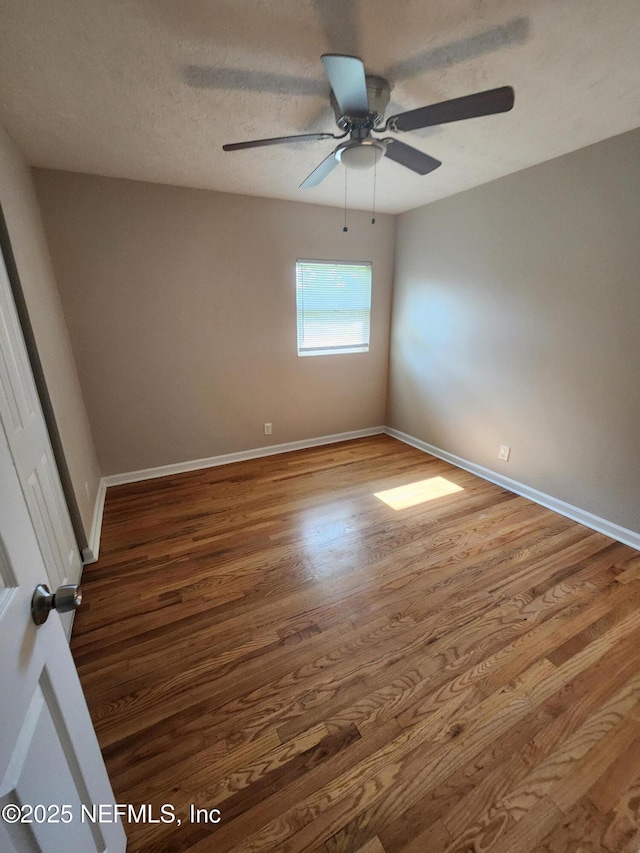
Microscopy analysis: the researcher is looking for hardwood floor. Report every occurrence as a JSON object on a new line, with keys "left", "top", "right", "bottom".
{"left": 70, "top": 435, "right": 640, "bottom": 852}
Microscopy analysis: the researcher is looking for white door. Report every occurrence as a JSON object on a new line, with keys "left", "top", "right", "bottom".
{"left": 0, "top": 420, "right": 126, "bottom": 852}
{"left": 0, "top": 248, "right": 82, "bottom": 636}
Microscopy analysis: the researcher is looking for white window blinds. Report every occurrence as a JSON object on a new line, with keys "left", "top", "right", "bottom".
{"left": 296, "top": 260, "right": 372, "bottom": 357}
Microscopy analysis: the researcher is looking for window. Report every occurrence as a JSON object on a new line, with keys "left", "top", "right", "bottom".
{"left": 296, "top": 260, "right": 372, "bottom": 357}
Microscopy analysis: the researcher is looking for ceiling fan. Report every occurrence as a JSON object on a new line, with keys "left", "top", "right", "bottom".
{"left": 223, "top": 54, "right": 514, "bottom": 188}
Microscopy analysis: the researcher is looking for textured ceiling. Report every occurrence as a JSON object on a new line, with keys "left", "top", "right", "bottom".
{"left": 1, "top": 0, "right": 639, "bottom": 214}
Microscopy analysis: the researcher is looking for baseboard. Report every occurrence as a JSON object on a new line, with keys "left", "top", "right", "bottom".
{"left": 385, "top": 427, "right": 640, "bottom": 551}
{"left": 102, "top": 427, "right": 386, "bottom": 488}
{"left": 81, "top": 477, "right": 107, "bottom": 564}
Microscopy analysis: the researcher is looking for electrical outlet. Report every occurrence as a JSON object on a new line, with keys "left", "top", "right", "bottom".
{"left": 498, "top": 445, "right": 511, "bottom": 462}
{"left": 264, "top": 423, "right": 272, "bottom": 436}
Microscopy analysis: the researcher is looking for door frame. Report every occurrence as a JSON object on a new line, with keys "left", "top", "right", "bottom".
{"left": 0, "top": 202, "right": 86, "bottom": 555}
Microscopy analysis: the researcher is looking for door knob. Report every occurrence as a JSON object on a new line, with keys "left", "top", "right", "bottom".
{"left": 31, "top": 583, "right": 83, "bottom": 625}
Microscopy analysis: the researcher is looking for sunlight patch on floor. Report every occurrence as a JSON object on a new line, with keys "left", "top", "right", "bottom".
{"left": 374, "top": 476, "right": 464, "bottom": 510}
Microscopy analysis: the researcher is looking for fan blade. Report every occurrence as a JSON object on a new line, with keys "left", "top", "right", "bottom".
{"left": 223, "top": 132, "right": 334, "bottom": 151}
{"left": 300, "top": 152, "right": 339, "bottom": 188}
{"left": 387, "top": 86, "right": 514, "bottom": 132}
{"left": 321, "top": 54, "right": 369, "bottom": 116}
{"left": 384, "top": 139, "right": 441, "bottom": 175}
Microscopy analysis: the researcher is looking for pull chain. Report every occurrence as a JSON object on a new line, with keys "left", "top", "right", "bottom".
{"left": 371, "top": 157, "right": 377, "bottom": 225}
{"left": 343, "top": 168, "right": 348, "bottom": 232}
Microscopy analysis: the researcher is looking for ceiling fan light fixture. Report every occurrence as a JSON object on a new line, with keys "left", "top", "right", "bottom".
{"left": 336, "top": 139, "right": 386, "bottom": 170}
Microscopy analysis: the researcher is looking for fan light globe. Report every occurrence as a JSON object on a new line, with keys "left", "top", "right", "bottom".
{"left": 336, "top": 139, "right": 386, "bottom": 170}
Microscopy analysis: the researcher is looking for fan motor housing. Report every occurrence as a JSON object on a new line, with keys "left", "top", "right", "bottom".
{"left": 331, "top": 74, "right": 391, "bottom": 130}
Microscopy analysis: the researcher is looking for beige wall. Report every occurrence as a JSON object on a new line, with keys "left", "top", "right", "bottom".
{"left": 33, "top": 171, "right": 395, "bottom": 475}
{"left": 388, "top": 129, "right": 640, "bottom": 533}
{"left": 0, "top": 123, "right": 101, "bottom": 543}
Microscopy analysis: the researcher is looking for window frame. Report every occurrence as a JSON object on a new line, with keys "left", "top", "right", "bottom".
{"left": 295, "top": 258, "right": 373, "bottom": 358}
